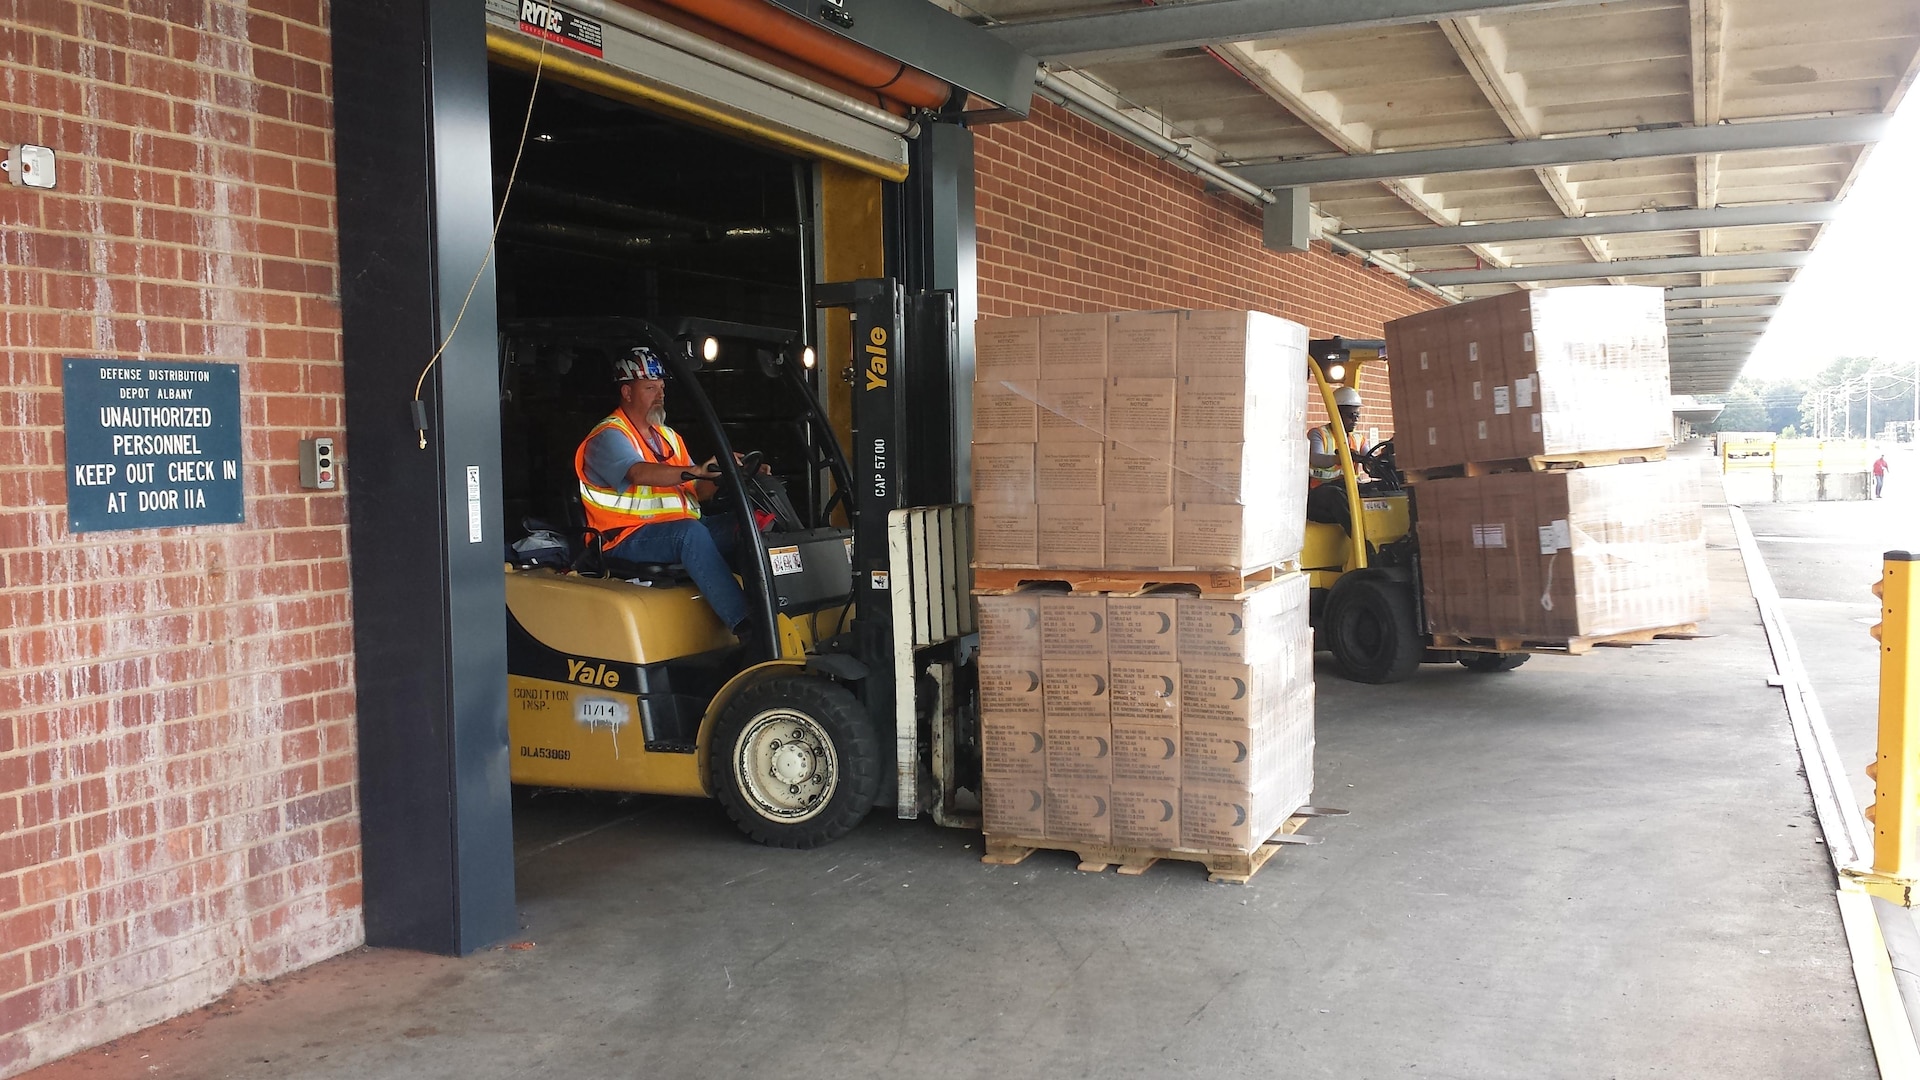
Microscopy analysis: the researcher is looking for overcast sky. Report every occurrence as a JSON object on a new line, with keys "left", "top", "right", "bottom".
{"left": 1741, "top": 93, "right": 1920, "bottom": 382}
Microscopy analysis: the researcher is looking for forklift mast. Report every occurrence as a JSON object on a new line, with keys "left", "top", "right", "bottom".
{"left": 815, "top": 277, "right": 975, "bottom": 825}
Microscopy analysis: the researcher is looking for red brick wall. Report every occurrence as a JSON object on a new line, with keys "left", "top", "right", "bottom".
{"left": 0, "top": 0, "right": 359, "bottom": 1073}
{"left": 974, "top": 98, "right": 1441, "bottom": 439}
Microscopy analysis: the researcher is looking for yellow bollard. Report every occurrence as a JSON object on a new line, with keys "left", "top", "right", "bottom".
{"left": 1858, "top": 552, "right": 1920, "bottom": 903}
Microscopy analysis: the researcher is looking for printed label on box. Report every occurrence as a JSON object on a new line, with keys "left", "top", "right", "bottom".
{"left": 1472, "top": 380, "right": 1483, "bottom": 401}
{"left": 1493, "top": 385, "right": 1511, "bottom": 415}
{"left": 1532, "top": 414, "right": 1542, "bottom": 433}
{"left": 1471, "top": 523, "right": 1507, "bottom": 549}
{"left": 1468, "top": 341, "right": 1479, "bottom": 362}
{"left": 1538, "top": 518, "right": 1572, "bottom": 553}
{"left": 1523, "top": 331, "right": 1534, "bottom": 352}
{"left": 1516, "top": 376, "right": 1535, "bottom": 408}
{"left": 1420, "top": 351, "right": 1430, "bottom": 370}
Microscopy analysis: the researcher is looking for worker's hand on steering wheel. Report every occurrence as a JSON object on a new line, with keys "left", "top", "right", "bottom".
{"left": 726, "top": 451, "right": 771, "bottom": 476}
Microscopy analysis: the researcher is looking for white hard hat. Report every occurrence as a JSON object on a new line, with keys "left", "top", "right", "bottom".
{"left": 1333, "top": 386, "right": 1363, "bottom": 407}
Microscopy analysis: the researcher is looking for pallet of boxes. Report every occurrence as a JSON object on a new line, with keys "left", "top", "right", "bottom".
{"left": 969, "top": 310, "right": 1328, "bottom": 884}
{"left": 1384, "top": 285, "right": 1710, "bottom": 654}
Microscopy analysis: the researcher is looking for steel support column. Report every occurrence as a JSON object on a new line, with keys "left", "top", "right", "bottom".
{"left": 333, "top": 0, "right": 517, "bottom": 953}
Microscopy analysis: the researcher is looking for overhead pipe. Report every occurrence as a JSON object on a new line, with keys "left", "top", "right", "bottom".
{"left": 568, "top": 0, "right": 919, "bottom": 136}
{"left": 628, "top": 0, "right": 955, "bottom": 110}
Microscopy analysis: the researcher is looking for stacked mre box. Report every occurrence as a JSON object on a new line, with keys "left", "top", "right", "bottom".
{"left": 977, "top": 573, "right": 1315, "bottom": 856}
{"left": 971, "top": 310, "right": 1311, "bottom": 573}
{"left": 1414, "top": 461, "right": 1709, "bottom": 642}
{"left": 1384, "top": 285, "right": 1672, "bottom": 473}
{"left": 1385, "top": 286, "right": 1707, "bottom": 643}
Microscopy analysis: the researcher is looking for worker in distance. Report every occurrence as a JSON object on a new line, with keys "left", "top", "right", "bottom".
{"left": 573, "top": 345, "right": 760, "bottom": 640}
{"left": 1305, "top": 384, "right": 1370, "bottom": 534}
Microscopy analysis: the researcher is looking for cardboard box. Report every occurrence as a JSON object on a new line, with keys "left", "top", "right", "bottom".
{"left": 1181, "top": 721, "right": 1257, "bottom": 790}
{"left": 975, "top": 317, "right": 1039, "bottom": 383}
{"left": 1110, "top": 784, "right": 1180, "bottom": 849}
{"left": 1103, "top": 442, "right": 1173, "bottom": 503}
{"left": 1105, "top": 501, "right": 1174, "bottom": 569}
{"left": 1045, "top": 718, "right": 1113, "bottom": 784}
{"left": 1037, "top": 503, "right": 1103, "bottom": 567}
{"left": 1110, "top": 723, "right": 1180, "bottom": 786}
{"left": 1175, "top": 378, "right": 1250, "bottom": 443}
{"left": 982, "top": 777, "right": 1045, "bottom": 837}
{"left": 1447, "top": 303, "right": 1501, "bottom": 465}
{"left": 981, "top": 719, "right": 1046, "bottom": 780}
{"left": 1177, "top": 572, "right": 1310, "bottom": 664}
{"left": 1040, "top": 595, "right": 1107, "bottom": 658}
{"left": 1181, "top": 784, "right": 1262, "bottom": 853}
{"left": 1108, "top": 661, "right": 1179, "bottom": 725}
{"left": 1180, "top": 661, "right": 1279, "bottom": 726}
{"left": 1176, "top": 310, "right": 1309, "bottom": 380}
{"left": 1383, "top": 308, "right": 1459, "bottom": 472}
{"left": 972, "top": 503, "right": 1036, "bottom": 566}
{"left": 1042, "top": 659, "right": 1110, "bottom": 722}
{"left": 1107, "top": 378, "right": 1176, "bottom": 446}
{"left": 1175, "top": 503, "right": 1280, "bottom": 571}
{"left": 1045, "top": 781, "right": 1111, "bottom": 846}
{"left": 976, "top": 593, "right": 1041, "bottom": 656}
{"left": 978, "top": 656, "right": 1044, "bottom": 721}
{"left": 972, "top": 443, "right": 1035, "bottom": 504}
{"left": 972, "top": 379, "right": 1037, "bottom": 443}
{"left": 1106, "top": 311, "right": 1178, "bottom": 379}
{"left": 1041, "top": 313, "right": 1108, "bottom": 381}
{"left": 1106, "top": 596, "right": 1179, "bottom": 660}
{"left": 1036, "top": 443, "right": 1103, "bottom": 506}
{"left": 1035, "top": 379, "right": 1105, "bottom": 443}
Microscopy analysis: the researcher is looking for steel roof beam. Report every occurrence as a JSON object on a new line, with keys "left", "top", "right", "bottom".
{"left": 1663, "top": 305, "right": 1781, "bottom": 321}
{"left": 1338, "top": 201, "right": 1838, "bottom": 250}
{"left": 1420, "top": 250, "right": 1809, "bottom": 285}
{"left": 1665, "top": 282, "right": 1792, "bottom": 300}
{"left": 1230, "top": 115, "right": 1889, "bottom": 188}
{"left": 990, "top": 0, "right": 1606, "bottom": 65}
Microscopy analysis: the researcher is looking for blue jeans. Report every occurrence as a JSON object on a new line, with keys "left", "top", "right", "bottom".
{"left": 608, "top": 515, "right": 749, "bottom": 631}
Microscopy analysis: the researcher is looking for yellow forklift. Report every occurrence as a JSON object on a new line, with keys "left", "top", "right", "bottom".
{"left": 498, "top": 283, "right": 978, "bottom": 848}
{"left": 1305, "top": 337, "right": 1530, "bottom": 683}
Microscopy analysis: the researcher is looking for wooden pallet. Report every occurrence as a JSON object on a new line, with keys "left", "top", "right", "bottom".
{"left": 1432, "top": 622, "right": 1700, "bottom": 656}
{"left": 980, "top": 808, "right": 1343, "bottom": 884}
{"left": 1403, "top": 445, "right": 1668, "bottom": 483}
{"left": 971, "top": 562, "right": 1292, "bottom": 598}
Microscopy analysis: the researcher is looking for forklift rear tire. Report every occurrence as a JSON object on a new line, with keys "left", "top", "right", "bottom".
{"left": 709, "top": 673, "right": 880, "bottom": 849}
{"left": 1459, "top": 652, "right": 1530, "bottom": 673}
{"left": 1326, "top": 576, "right": 1424, "bottom": 684}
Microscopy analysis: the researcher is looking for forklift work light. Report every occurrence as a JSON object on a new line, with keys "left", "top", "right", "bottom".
{"left": 702, "top": 336, "right": 720, "bottom": 362}
{"left": 1326, "top": 363, "right": 1346, "bottom": 382}
{"left": 801, "top": 346, "right": 815, "bottom": 369}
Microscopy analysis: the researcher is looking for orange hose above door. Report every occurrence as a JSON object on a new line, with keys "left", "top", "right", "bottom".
{"left": 623, "top": 0, "right": 955, "bottom": 110}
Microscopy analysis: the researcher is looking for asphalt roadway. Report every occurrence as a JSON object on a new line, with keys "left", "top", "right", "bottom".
{"left": 24, "top": 443, "right": 1884, "bottom": 1080}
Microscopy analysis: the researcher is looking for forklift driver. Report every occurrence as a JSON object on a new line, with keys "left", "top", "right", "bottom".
{"left": 1305, "top": 385, "right": 1370, "bottom": 534}
{"left": 574, "top": 346, "right": 752, "bottom": 639}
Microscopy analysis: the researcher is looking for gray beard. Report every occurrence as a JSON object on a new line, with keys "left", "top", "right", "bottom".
{"left": 646, "top": 404, "right": 667, "bottom": 427}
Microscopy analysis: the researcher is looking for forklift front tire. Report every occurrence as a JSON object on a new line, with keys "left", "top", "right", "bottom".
{"left": 1326, "top": 575, "right": 1424, "bottom": 684}
{"left": 710, "top": 673, "right": 880, "bottom": 849}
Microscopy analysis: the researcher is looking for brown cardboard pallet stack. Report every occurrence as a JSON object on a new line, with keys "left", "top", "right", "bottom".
{"left": 975, "top": 582, "right": 1319, "bottom": 883}
{"left": 1384, "top": 286, "right": 1709, "bottom": 648}
{"left": 971, "top": 310, "right": 1322, "bottom": 883}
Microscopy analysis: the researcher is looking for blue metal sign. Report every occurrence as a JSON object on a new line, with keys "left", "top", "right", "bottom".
{"left": 62, "top": 358, "right": 245, "bottom": 532}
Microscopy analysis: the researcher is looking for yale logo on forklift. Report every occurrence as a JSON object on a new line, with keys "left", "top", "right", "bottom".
{"left": 566, "top": 658, "right": 620, "bottom": 688}
{"left": 864, "top": 327, "right": 889, "bottom": 390}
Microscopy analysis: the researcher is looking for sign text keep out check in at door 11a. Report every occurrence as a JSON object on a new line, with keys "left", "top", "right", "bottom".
{"left": 62, "top": 358, "right": 246, "bottom": 533}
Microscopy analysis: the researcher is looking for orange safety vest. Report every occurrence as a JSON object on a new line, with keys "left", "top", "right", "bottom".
{"left": 1308, "top": 423, "right": 1363, "bottom": 488}
{"left": 574, "top": 411, "right": 701, "bottom": 540}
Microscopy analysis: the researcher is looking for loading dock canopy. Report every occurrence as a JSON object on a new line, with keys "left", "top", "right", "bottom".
{"left": 977, "top": 0, "right": 1920, "bottom": 394}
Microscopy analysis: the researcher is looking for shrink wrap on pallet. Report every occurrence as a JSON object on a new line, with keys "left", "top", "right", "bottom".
{"left": 976, "top": 573, "right": 1314, "bottom": 859}
{"left": 1385, "top": 286, "right": 1672, "bottom": 472}
{"left": 971, "top": 310, "right": 1311, "bottom": 573}
{"left": 1415, "top": 460, "right": 1709, "bottom": 642}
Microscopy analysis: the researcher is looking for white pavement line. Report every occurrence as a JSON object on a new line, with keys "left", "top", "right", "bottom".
{"left": 1839, "top": 885, "right": 1920, "bottom": 1079}
{"left": 1728, "top": 504, "right": 1870, "bottom": 869}
{"left": 1730, "top": 504, "right": 1920, "bottom": 1079}
{"left": 514, "top": 811, "right": 644, "bottom": 865}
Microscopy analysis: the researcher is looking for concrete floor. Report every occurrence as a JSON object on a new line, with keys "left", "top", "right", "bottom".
{"left": 31, "top": 445, "right": 1876, "bottom": 1080}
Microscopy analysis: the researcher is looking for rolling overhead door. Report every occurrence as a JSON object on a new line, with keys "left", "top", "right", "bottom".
{"left": 484, "top": 0, "right": 920, "bottom": 179}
